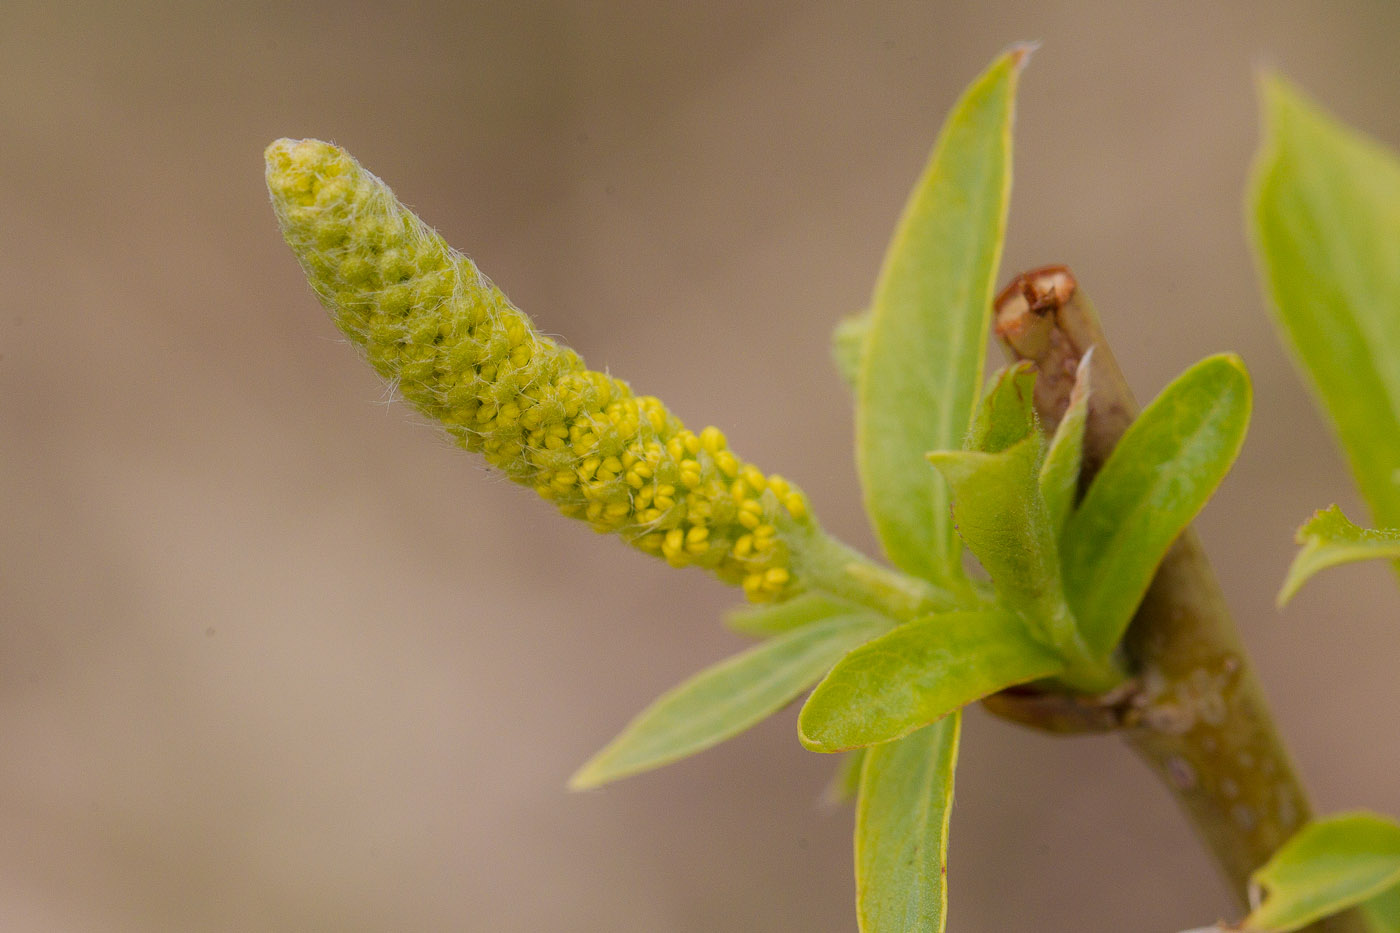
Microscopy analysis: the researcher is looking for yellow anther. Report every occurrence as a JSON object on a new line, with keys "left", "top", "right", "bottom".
{"left": 699, "top": 426, "right": 726, "bottom": 453}
{"left": 661, "top": 528, "right": 689, "bottom": 566}
{"left": 741, "top": 466, "right": 767, "bottom": 494}
{"left": 737, "top": 500, "right": 764, "bottom": 530}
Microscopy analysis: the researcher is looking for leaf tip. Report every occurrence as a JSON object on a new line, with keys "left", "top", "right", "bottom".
{"left": 1007, "top": 40, "right": 1040, "bottom": 70}
{"left": 1209, "top": 352, "right": 1255, "bottom": 409}
{"left": 1216, "top": 351, "right": 1251, "bottom": 378}
{"left": 566, "top": 760, "right": 607, "bottom": 792}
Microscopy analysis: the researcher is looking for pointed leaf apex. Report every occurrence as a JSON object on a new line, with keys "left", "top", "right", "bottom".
{"left": 1008, "top": 41, "right": 1040, "bottom": 69}
{"left": 567, "top": 765, "right": 603, "bottom": 792}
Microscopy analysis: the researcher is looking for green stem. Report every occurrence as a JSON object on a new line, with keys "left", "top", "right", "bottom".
{"left": 790, "top": 523, "right": 966, "bottom": 621}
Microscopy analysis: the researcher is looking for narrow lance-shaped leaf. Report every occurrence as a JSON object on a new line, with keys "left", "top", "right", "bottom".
{"left": 726, "top": 591, "right": 866, "bottom": 638}
{"left": 1278, "top": 505, "right": 1400, "bottom": 606}
{"left": 857, "top": 46, "right": 1027, "bottom": 587}
{"left": 1039, "top": 349, "right": 1093, "bottom": 537}
{"left": 571, "top": 613, "right": 889, "bottom": 789}
{"left": 1245, "top": 812, "right": 1400, "bottom": 932}
{"left": 1250, "top": 75, "right": 1400, "bottom": 532}
{"left": 855, "top": 714, "right": 961, "bottom": 933}
{"left": 1060, "top": 354, "right": 1251, "bottom": 656}
{"left": 798, "top": 609, "right": 1061, "bottom": 752}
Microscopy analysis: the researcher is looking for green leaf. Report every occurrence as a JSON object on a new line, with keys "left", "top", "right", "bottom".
{"left": 857, "top": 46, "right": 1027, "bottom": 587}
{"left": 726, "top": 591, "right": 865, "bottom": 637}
{"left": 1250, "top": 75, "right": 1400, "bottom": 533}
{"left": 1278, "top": 505, "right": 1400, "bottom": 606}
{"left": 797, "top": 609, "right": 1061, "bottom": 752}
{"left": 1363, "top": 881, "right": 1400, "bottom": 933}
{"left": 1060, "top": 354, "right": 1252, "bottom": 655}
{"left": 1039, "top": 350, "right": 1093, "bottom": 537}
{"left": 926, "top": 437, "right": 1077, "bottom": 658}
{"left": 855, "top": 714, "right": 961, "bottom": 933}
{"left": 571, "top": 613, "right": 889, "bottom": 788}
{"left": 965, "top": 362, "right": 1038, "bottom": 453}
{"left": 1246, "top": 812, "right": 1400, "bottom": 932}
{"left": 833, "top": 310, "right": 872, "bottom": 391}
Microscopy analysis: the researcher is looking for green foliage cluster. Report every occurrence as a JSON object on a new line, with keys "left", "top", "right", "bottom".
{"left": 270, "top": 41, "right": 1400, "bottom": 933}
{"left": 1239, "top": 70, "right": 1400, "bottom": 933}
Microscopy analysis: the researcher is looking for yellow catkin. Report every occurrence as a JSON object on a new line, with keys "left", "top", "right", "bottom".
{"left": 266, "top": 138, "right": 809, "bottom": 600}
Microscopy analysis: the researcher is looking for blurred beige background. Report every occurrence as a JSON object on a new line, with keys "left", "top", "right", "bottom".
{"left": 4, "top": 1, "right": 1400, "bottom": 930}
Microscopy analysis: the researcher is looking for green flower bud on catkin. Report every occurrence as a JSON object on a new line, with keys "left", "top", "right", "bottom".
{"left": 266, "top": 138, "right": 811, "bottom": 601}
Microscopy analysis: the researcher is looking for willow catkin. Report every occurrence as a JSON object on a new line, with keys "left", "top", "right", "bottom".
{"left": 266, "top": 138, "right": 810, "bottom": 600}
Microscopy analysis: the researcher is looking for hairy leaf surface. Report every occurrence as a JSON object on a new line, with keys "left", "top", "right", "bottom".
{"left": 1251, "top": 76, "right": 1400, "bottom": 532}
{"left": 1061, "top": 354, "right": 1251, "bottom": 655}
{"left": 857, "top": 47, "right": 1026, "bottom": 587}
{"left": 572, "top": 613, "right": 888, "bottom": 788}
{"left": 798, "top": 609, "right": 1060, "bottom": 752}
{"left": 855, "top": 715, "right": 961, "bottom": 933}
